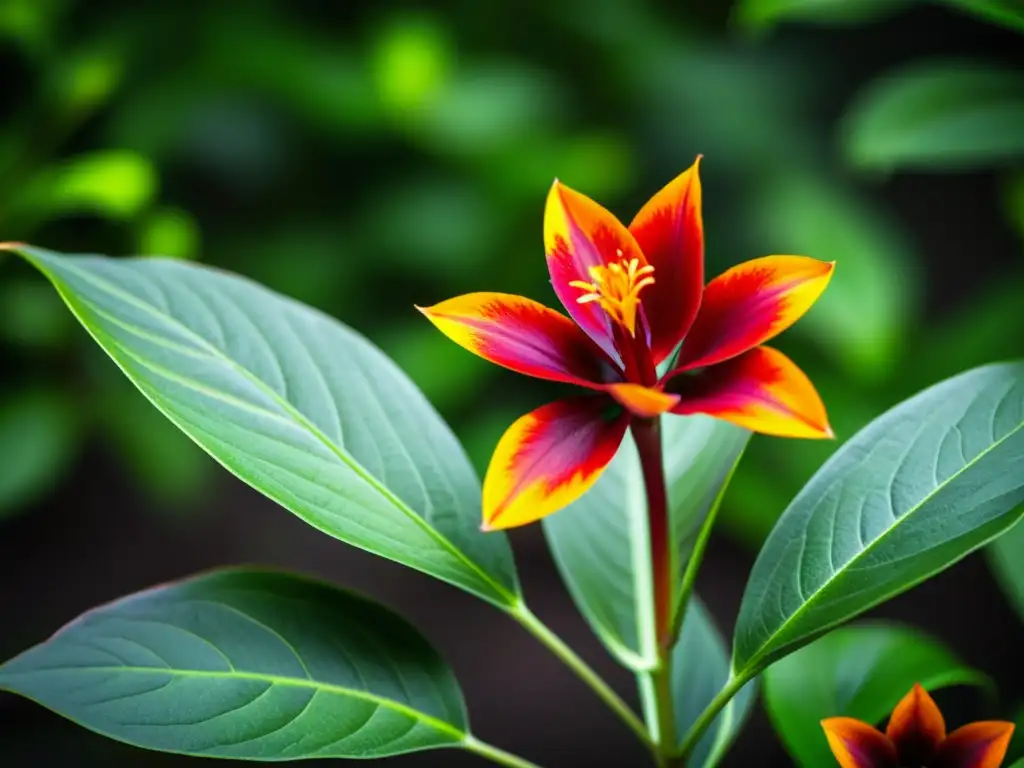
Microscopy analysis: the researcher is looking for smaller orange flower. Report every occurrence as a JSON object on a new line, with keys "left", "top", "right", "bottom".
{"left": 822, "top": 683, "right": 1015, "bottom": 768}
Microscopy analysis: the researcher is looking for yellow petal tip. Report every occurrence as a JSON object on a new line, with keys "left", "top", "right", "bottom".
{"left": 0, "top": 241, "right": 24, "bottom": 251}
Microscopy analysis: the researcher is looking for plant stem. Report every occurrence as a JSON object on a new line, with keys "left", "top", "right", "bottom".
{"left": 463, "top": 735, "right": 545, "bottom": 768}
{"left": 676, "top": 671, "right": 752, "bottom": 762}
{"left": 511, "top": 604, "right": 653, "bottom": 749}
{"left": 630, "top": 417, "right": 677, "bottom": 761}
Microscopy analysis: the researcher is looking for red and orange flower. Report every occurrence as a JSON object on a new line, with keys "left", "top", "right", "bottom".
{"left": 419, "top": 157, "right": 834, "bottom": 530}
{"left": 822, "top": 683, "right": 1015, "bottom": 768}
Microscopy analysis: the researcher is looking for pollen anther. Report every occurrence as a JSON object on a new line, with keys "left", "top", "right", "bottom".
{"left": 569, "top": 257, "right": 655, "bottom": 336}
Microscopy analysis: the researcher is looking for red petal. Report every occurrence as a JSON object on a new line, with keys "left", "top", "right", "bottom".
{"left": 606, "top": 383, "right": 680, "bottom": 418}
{"left": 417, "top": 292, "right": 608, "bottom": 387}
{"left": 885, "top": 683, "right": 946, "bottom": 765}
{"left": 544, "top": 180, "right": 645, "bottom": 366}
{"left": 482, "top": 396, "right": 629, "bottom": 530}
{"left": 628, "top": 156, "right": 704, "bottom": 365}
{"left": 821, "top": 718, "right": 899, "bottom": 768}
{"left": 667, "top": 346, "right": 833, "bottom": 439}
{"left": 676, "top": 255, "right": 834, "bottom": 370}
{"left": 935, "top": 722, "right": 1015, "bottom": 768}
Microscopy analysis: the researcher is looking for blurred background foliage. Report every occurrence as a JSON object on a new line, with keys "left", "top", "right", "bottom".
{"left": 0, "top": 0, "right": 1022, "bottom": 763}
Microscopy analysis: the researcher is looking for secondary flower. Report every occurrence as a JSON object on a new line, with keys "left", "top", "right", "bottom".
{"left": 822, "top": 683, "right": 1015, "bottom": 768}
{"left": 419, "top": 157, "right": 834, "bottom": 530}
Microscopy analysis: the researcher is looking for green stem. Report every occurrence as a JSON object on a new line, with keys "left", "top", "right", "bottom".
{"left": 511, "top": 604, "right": 653, "bottom": 750}
{"left": 676, "top": 671, "right": 753, "bottom": 761}
{"left": 463, "top": 735, "right": 545, "bottom": 768}
{"left": 667, "top": 450, "right": 745, "bottom": 647}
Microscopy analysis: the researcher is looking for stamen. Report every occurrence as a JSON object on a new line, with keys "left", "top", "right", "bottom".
{"left": 569, "top": 254, "right": 655, "bottom": 336}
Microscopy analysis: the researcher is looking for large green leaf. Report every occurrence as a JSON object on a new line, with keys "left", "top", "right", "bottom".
{"left": 0, "top": 569, "right": 468, "bottom": 759}
{"left": 842, "top": 62, "right": 1024, "bottom": 171}
{"left": 764, "top": 623, "right": 989, "bottom": 767}
{"left": 544, "top": 416, "right": 748, "bottom": 670}
{"left": 734, "top": 362, "right": 1024, "bottom": 674}
{"left": 936, "top": 0, "right": 1024, "bottom": 32}
{"left": 671, "top": 598, "right": 755, "bottom": 768}
{"left": 989, "top": 515, "right": 1024, "bottom": 621}
{"left": 7, "top": 245, "right": 518, "bottom": 607}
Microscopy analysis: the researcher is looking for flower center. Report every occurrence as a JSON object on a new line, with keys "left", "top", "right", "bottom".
{"left": 569, "top": 252, "right": 655, "bottom": 336}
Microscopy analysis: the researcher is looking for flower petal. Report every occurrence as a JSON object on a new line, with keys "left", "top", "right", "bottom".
{"left": 675, "top": 255, "right": 835, "bottom": 370}
{"left": 482, "top": 396, "right": 629, "bottom": 530}
{"left": 417, "top": 292, "right": 609, "bottom": 386}
{"left": 821, "top": 718, "right": 899, "bottom": 768}
{"left": 935, "top": 721, "right": 1015, "bottom": 768}
{"left": 606, "top": 383, "right": 680, "bottom": 418}
{"left": 628, "top": 156, "right": 704, "bottom": 364}
{"left": 544, "top": 179, "right": 646, "bottom": 365}
{"left": 885, "top": 683, "right": 946, "bottom": 765}
{"left": 667, "top": 346, "right": 833, "bottom": 439}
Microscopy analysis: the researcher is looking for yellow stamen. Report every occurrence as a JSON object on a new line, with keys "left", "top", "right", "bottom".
{"left": 568, "top": 253, "right": 655, "bottom": 336}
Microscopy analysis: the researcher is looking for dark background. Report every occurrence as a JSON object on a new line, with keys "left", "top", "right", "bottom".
{"left": 1, "top": 1, "right": 1022, "bottom": 766}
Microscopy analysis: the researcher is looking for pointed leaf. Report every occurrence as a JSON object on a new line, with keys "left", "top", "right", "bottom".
{"left": 764, "top": 623, "right": 989, "bottom": 767}
{"left": 671, "top": 598, "right": 756, "bottom": 768}
{"left": 7, "top": 245, "right": 518, "bottom": 607}
{"left": 734, "top": 362, "right": 1024, "bottom": 674}
{"left": 843, "top": 62, "right": 1024, "bottom": 171}
{"left": 0, "top": 569, "right": 468, "bottom": 759}
{"left": 988, "top": 514, "right": 1024, "bottom": 621}
{"left": 544, "top": 416, "right": 748, "bottom": 669}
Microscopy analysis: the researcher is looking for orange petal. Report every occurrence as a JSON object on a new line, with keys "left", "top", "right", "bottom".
{"left": 417, "top": 292, "right": 608, "bottom": 386}
{"left": 822, "top": 717, "right": 899, "bottom": 768}
{"left": 544, "top": 179, "right": 645, "bottom": 365}
{"left": 935, "top": 721, "right": 1015, "bottom": 768}
{"left": 676, "top": 255, "right": 834, "bottom": 370}
{"left": 482, "top": 396, "right": 629, "bottom": 530}
{"left": 628, "top": 156, "right": 704, "bottom": 365}
{"left": 667, "top": 346, "right": 833, "bottom": 439}
{"left": 606, "top": 383, "right": 680, "bottom": 418}
{"left": 886, "top": 683, "right": 946, "bottom": 765}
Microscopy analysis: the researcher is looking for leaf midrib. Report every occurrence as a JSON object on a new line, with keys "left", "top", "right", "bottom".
{"left": 740, "top": 403, "right": 1024, "bottom": 672}
{"left": 0, "top": 664, "right": 467, "bottom": 741}
{"left": 25, "top": 250, "right": 516, "bottom": 605}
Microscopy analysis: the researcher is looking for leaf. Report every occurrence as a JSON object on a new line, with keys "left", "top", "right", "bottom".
{"left": 7, "top": 245, "right": 518, "bottom": 607}
{"left": 842, "top": 61, "right": 1024, "bottom": 171}
{"left": 0, "top": 388, "right": 80, "bottom": 518}
{"left": 764, "top": 623, "right": 989, "bottom": 767}
{"left": 732, "top": 0, "right": 911, "bottom": 30}
{"left": 0, "top": 569, "right": 469, "bottom": 759}
{"left": 936, "top": 0, "right": 1024, "bottom": 32}
{"left": 544, "top": 416, "right": 749, "bottom": 670}
{"left": 733, "top": 362, "right": 1024, "bottom": 674}
{"left": 671, "top": 598, "right": 756, "bottom": 768}
{"left": 988, "top": 514, "right": 1024, "bottom": 621}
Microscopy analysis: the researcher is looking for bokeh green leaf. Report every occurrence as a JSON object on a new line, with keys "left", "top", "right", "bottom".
{"left": 0, "top": 569, "right": 469, "bottom": 759}
{"left": 988, "top": 515, "right": 1024, "bottom": 621}
{"left": 733, "top": 0, "right": 911, "bottom": 30}
{"left": 935, "top": 0, "right": 1024, "bottom": 32}
{"left": 764, "top": 623, "right": 989, "bottom": 767}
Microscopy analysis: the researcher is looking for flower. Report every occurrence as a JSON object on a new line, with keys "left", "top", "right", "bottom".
{"left": 418, "top": 157, "right": 834, "bottom": 530}
{"left": 822, "top": 683, "right": 1015, "bottom": 768}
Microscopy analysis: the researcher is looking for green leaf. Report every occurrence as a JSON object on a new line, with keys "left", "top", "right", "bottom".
{"left": 0, "top": 569, "right": 469, "bottom": 759}
{"left": 764, "top": 623, "right": 989, "bottom": 767}
{"left": 544, "top": 416, "right": 748, "bottom": 670}
{"left": 733, "top": 362, "right": 1024, "bottom": 674}
{"left": 671, "top": 598, "right": 756, "bottom": 768}
{"left": 8, "top": 245, "right": 518, "bottom": 607}
{"left": 935, "top": 0, "right": 1024, "bottom": 32}
{"left": 733, "top": 0, "right": 911, "bottom": 30}
{"left": 842, "top": 61, "right": 1024, "bottom": 171}
{"left": 989, "top": 514, "right": 1024, "bottom": 620}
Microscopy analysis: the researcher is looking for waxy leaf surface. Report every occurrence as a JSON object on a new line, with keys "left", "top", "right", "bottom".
{"left": 0, "top": 569, "right": 468, "bottom": 759}
{"left": 671, "top": 598, "right": 755, "bottom": 768}
{"left": 10, "top": 246, "right": 518, "bottom": 607}
{"left": 544, "top": 416, "right": 748, "bottom": 669}
{"left": 734, "top": 362, "right": 1024, "bottom": 673}
{"left": 764, "top": 623, "right": 988, "bottom": 767}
